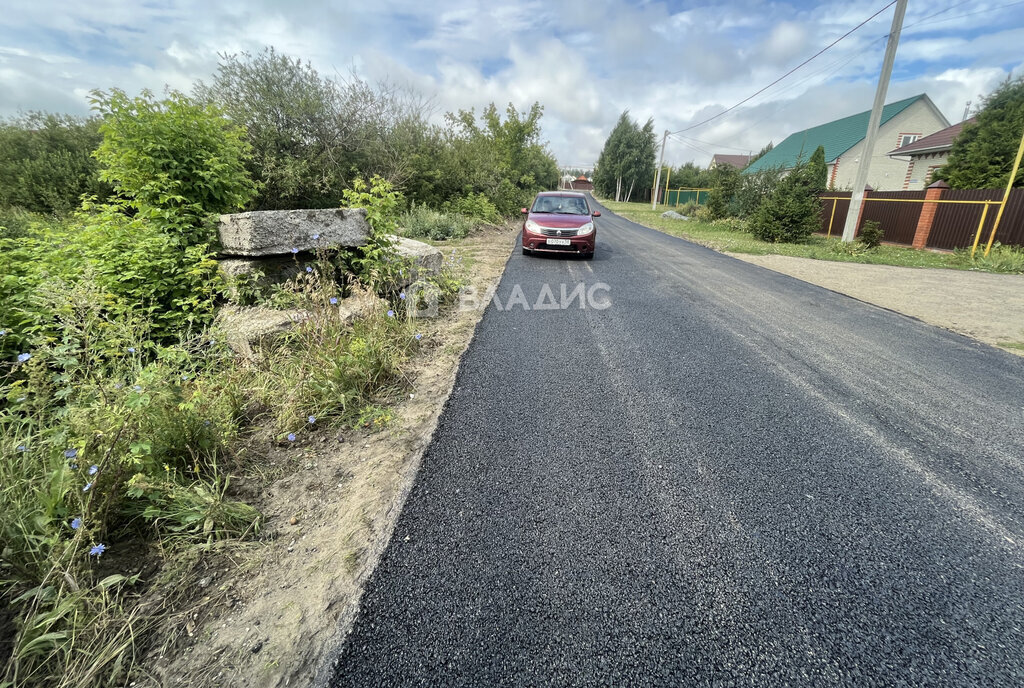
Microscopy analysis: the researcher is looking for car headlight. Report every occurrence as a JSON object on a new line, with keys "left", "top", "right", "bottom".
{"left": 524, "top": 220, "right": 540, "bottom": 233}
{"left": 576, "top": 222, "right": 594, "bottom": 236}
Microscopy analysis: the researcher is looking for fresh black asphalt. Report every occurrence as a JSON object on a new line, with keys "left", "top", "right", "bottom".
{"left": 325, "top": 199, "right": 1024, "bottom": 686}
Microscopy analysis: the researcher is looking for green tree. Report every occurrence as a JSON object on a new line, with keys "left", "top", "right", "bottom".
{"left": 748, "top": 142, "right": 774, "bottom": 166}
{"left": 749, "top": 156, "right": 822, "bottom": 243}
{"left": 593, "top": 111, "right": 656, "bottom": 201}
{"left": 671, "top": 162, "right": 712, "bottom": 189}
{"left": 806, "top": 145, "right": 827, "bottom": 191}
{"left": 195, "top": 48, "right": 346, "bottom": 209}
{"left": 705, "top": 165, "right": 741, "bottom": 219}
{"left": 934, "top": 76, "right": 1024, "bottom": 189}
{"left": 0, "top": 112, "right": 108, "bottom": 215}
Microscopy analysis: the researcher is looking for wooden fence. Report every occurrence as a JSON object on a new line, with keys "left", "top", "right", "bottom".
{"left": 818, "top": 187, "right": 1024, "bottom": 249}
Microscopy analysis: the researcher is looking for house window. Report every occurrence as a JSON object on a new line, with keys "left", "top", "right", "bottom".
{"left": 898, "top": 133, "right": 921, "bottom": 148}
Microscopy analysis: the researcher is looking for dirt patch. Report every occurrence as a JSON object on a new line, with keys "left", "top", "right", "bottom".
{"left": 730, "top": 253, "right": 1024, "bottom": 353}
{"left": 140, "top": 224, "right": 516, "bottom": 687}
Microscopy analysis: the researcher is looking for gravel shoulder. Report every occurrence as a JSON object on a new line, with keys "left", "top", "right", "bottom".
{"left": 727, "top": 253, "right": 1024, "bottom": 353}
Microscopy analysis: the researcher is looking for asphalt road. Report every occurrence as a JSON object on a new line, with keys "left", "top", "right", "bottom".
{"left": 325, "top": 199, "right": 1024, "bottom": 686}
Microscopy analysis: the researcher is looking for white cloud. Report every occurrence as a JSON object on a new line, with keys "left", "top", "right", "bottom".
{"left": 0, "top": 0, "right": 1021, "bottom": 168}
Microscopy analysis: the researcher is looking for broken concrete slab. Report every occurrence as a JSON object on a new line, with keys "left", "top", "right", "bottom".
{"left": 387, "top": 235, "right": 443, "bottom": 287}
{"left": 218, "top": 208, "right": 370, "bottom": 257}
{"left": 661, "top": 210, "right": 689, "bottom": 220}
{"left": 217, "top": 306, "right": 311, "bottom": 357}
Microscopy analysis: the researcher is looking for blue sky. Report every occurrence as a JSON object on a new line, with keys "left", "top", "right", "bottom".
{"left": 1, "top": 0, "right": 1022, "bottom": 168}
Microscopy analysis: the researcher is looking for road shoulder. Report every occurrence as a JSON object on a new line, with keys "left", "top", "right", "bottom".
{"left": 729, "top": 252, "right": 1024, "bottom": 354}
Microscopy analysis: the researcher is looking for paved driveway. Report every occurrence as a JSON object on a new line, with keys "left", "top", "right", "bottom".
{"left": 324, "top": 199, "right": 1024, "bottom": 686}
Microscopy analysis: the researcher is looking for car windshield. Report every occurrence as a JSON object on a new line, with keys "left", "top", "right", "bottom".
{"left": 531, "top": 196, "right": 589, "bottom": 215}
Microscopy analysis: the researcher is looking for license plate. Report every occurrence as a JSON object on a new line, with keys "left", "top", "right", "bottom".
{"left": 546, "top": 238, "right": 572, "bottom": 246}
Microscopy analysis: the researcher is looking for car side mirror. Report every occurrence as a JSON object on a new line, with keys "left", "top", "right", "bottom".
{"left": 592, "top": 211, "right": 601, "bottom": 217}
{"left": 520, "top": 207, "right": 528, "bottom": 214}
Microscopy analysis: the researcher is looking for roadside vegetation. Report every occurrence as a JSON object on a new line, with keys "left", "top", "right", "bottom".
{"left": 0, "top": 45, "right": 553, "bottom": 688}
{"left": 600, "top": 199, "right": 1024, "bottom": 274}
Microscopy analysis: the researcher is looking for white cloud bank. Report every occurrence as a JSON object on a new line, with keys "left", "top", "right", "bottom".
{"left": 1, "top": 0, "right": 1021, "bottom": 168}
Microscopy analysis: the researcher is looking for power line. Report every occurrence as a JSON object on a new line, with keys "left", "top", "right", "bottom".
{"left": 674, "top": 0, "right": 897, "bottom": 134}
{"left": 908, "top": 0, "right": 1024, "bottom": 29}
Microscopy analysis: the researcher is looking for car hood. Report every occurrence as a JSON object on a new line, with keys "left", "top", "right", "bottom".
{"left": 527, "top": 212, "right": 592, "bottom": 228}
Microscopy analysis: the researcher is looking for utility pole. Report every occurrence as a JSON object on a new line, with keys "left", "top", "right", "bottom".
{"left": 652, "top": 129, "right": 668, "bottom": 210}
{"left": 840, "top": 0, "right": 907, "bottom": 242}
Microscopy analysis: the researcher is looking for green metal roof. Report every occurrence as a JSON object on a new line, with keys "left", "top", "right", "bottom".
{"left": 744, "top": 94, "right": 925, "bottom": 174}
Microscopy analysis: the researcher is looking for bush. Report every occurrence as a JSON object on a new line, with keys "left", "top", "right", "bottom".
{"left": 749, "top": 156, "right": 823, "bottom": 244}
{"left": 677, "top": 201, "right": 698, "bottom": 216}
{"left": 733, "top": 167, "right": 784, "bottom": 219}
{"left": 859, "top": 220, "right": 883, "bottom": 249}
{"left": 0, "top": 112, "right": 108, "bottom": 215}
{"left": 442, "top": 192, "right": 500, "bottom": 223}
{"left": 400, "top": 206, "right": 474, "bottom": 241}
{"left": 90, "top": 89, "right": 256, "bottom": 244}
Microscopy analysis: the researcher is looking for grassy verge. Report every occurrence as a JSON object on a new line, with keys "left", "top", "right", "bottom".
{"left": 598, "top": 199, "right": 1024, "bottom": 274}
{"left": 0, "top": 233, "right": 466, "bottom": 687}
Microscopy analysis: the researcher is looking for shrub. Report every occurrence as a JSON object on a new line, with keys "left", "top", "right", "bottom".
{"left": 859, "top": 220, "right": 883, "bottom": 249}
{"left": 677, "top": 201, "right": 698, "bottom": 216}
{"left": 733, "top": 167, "right": 784, "bottom": 219}
{"left": 90, "top": 88, "right": 257, "bottom": 244}
{"left": 704, "top": 165, "right": 741, "bottom": 219}
{"left": 442, "top": 192, "right": 500, "bottom": 222}
{"left": 400, "top": 206, "right": 474, "bottom": 241}
{"left": 749, "top": 157, "right": 822, "bottom": 244}
{"left": 0, "top": 112, "right": 108, "bottom": 215}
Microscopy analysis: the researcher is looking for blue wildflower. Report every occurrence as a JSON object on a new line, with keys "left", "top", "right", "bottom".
{"left": 306, "top": 266, "right": 313, "bottom": 273}
{"left": 17, "top": 353, "right": 30, "bottom": 363}
{"left": 17, "top": 444, "right": 26, "bottom": 452}
{"left": 329, "top": 297, "right": 338, "bottom": 305}
{"left": 64, "top": 448, "right": 78, "bottom": 459}
{"left": 133, "top": 385, "right": 142, "bottom": 392}
{"left": 399, "top": 292, "right": 406, "bottom": 300}
{"left": 69, "top": 463, "right": 78, "bottom": 470}
{"left": 291, "top": 247, "right": 299, "bottom": 254}
{"left": 114, "top": 383, "right": 123, "bottom": 390}
{"left": 312, "top": 233, "right": 321, "bottom": 240}
{"left": 127, "top": 347, "right": 135, "bottom": 354}
{"left": 415, "top": 333, "right": 423, "bottom": 341}
{"left": 83, "top": 482, "right": 92, "bottom": 492}
{"left": 89, "top": 543, "right": 106, "bottom": 556}
{"left": 308, "top": 416, "right": 316, "bottom": 424}
{"left": 387, "top": 310, "right": 395, "bottom": 318}
{"left": 287, "top": 433, "right": 296, "bottom": 442}
{"left": 71, "top": 517, "right": 82, "bottom": 530}
{"left": 0, "top": 329, "right": 5, "bottom": 336}
{"left": 181, "top": 373, "right": 189, "bottom": 380}
{"left": 88, "top": 465, "right": 98, "bottom": 476}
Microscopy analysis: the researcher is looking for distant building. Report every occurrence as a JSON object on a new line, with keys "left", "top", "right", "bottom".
{"left": 886, "top": 118, "right": 974, "bottom": 190}
{"left": 710, "top": 154, "right": 752, "bottom": 170}
{"left": 560, "top": 174, "right": 593, "bottom": 191}
{"left": 744, "top": 94, "right": 949, "bottom": 191}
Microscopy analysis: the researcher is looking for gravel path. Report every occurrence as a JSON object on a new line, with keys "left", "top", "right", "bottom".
{"left": 324, "top": 199, "right": 1024, "bottom": 686}
{"left": 729, "top": 253, "right": 1024, "bottom": 351}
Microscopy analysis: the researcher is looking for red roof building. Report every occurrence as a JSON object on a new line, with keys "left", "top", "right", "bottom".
{"left": 710, "top": 154, "right": 752, "bottom": 170}
{"left": 887, "top": 118, "right": 974, "bottom": 190}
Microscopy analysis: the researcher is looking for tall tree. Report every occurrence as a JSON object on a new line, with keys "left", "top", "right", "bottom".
{"left": 593, "top": 111, "right": 656, "bottom": 202}
{"left": 934, "top": 76, "right": 1024, "bottom": 189}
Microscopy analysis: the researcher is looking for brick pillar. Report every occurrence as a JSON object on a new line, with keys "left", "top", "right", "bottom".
{"left": 912, "top": 180, "right": 948, "bottom": 249}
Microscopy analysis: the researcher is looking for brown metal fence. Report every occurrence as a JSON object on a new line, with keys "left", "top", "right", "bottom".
{"left": 860, "top": 191, "right": 923, "bottom": 245}
{"left": 818, "top": 187, "right": 1024, "bottom": 249}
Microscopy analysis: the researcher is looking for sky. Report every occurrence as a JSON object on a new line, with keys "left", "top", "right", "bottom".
{"left": 1, "top": 0, "right": 1022, "bottom": 169}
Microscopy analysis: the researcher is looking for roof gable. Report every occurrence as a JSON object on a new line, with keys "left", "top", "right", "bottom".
{"left": 711, "top": 153, "right": 752, "bottom": 169}
{"left": 887, "top": 118, "right": 974, "bottom": 156}
{"left": 745, "top": 94, "right": 926, "bottom": 174}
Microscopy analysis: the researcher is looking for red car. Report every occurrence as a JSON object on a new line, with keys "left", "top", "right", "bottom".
{"left": 520, "top": 191, "right": 600, "bottom": 259}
